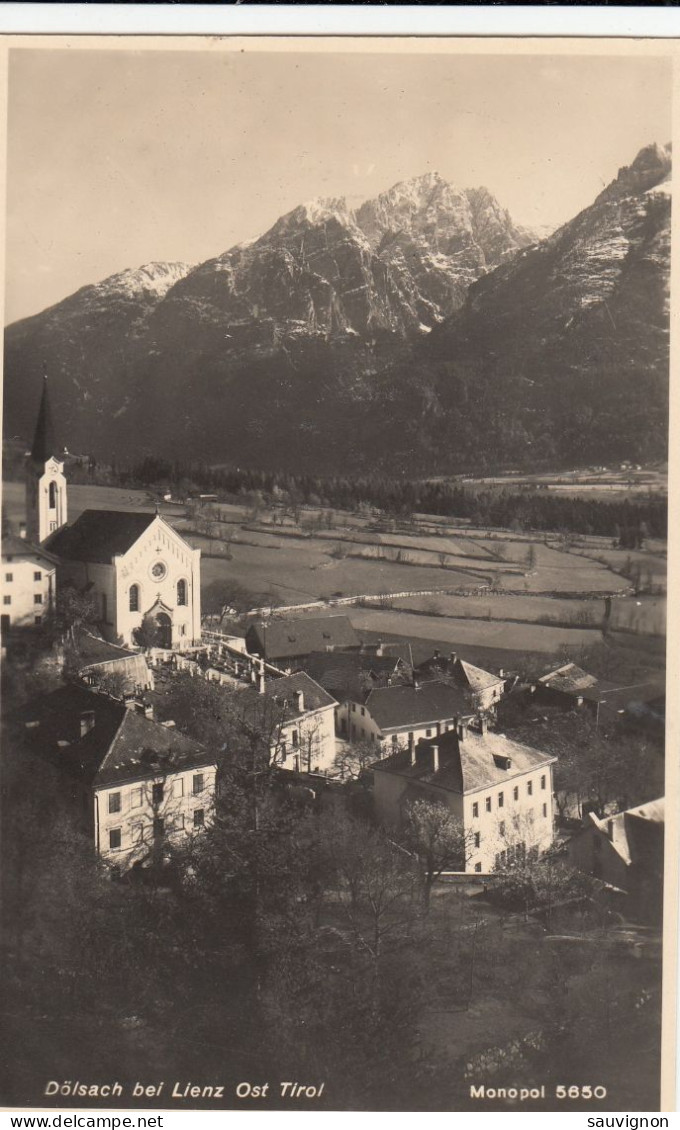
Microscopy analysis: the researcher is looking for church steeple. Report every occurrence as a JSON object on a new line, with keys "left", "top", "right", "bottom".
{"left": 25, "top": 371, "right": 68, "bottom": 544}
{"left": 30, "top": 374, "right": 58, "bottom": 464}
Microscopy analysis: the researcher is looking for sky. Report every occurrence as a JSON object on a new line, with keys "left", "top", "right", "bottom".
{"left": 4, "top": 45, "right": 672, "bottom": 324}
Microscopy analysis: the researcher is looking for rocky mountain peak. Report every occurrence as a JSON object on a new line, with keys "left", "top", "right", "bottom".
{"left": 595, "top": 141, "right": 671, "bottom": 206}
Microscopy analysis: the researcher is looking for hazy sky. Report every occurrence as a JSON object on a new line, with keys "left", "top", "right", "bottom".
{"left": 5, "top": 46, "right": 672, "bottom": 324}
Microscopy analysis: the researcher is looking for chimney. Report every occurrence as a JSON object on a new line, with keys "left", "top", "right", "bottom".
{"left": 449, "top": 652, "right": 458, "bottom": 666}
{"left": 295, "top": 689, "right": 305, "bottom": 713}
{"left": 19, "top": 521, "right": 27, "bottom": 540}
{"left": 436, "top": 721, "right": 442, "bottom": 736}
{"left": 607, "top": 818, "right": 614, "bottom": 840}
{"left": 258, "top": 671, "right": 266, "bottom": 695}
{"left": 124, "top": 693, "right": 136, "bottom": 710}
{"left": 376, "top": 640, "right": 383, "bottom": 656}
{"left": 575, "top": 695, "right": 584, "bottom": 707}
{"left": 142, "top": 701, "right": 153, "bottom": 720}
{"left": 457, "top": 719, "right": 467, "bottom": 740}
{"left": 499, "top": 668, "right": 505, "bottom": 678}
{"left": 79, "top": 710, "right": 95, "bottom": 738}
{"left": 409, "top": 733, "right": 416, "bottom": 766}
{"left": 432, "top": 743, "right": 440, "bottom": 773}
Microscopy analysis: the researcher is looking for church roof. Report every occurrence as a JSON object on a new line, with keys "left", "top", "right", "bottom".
{"left": 30, "top": 376, "right": 60, "bottom": 464}
{"left": 46, "top": 510, "right": 157, "bottom": 564}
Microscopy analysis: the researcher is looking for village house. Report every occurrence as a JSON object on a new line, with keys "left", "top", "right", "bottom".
{"left": 234, "top": 670, "right": 338, "bottom": 774}
{"left": 20, "top": 684, "right": 216, "bottom": 868}
{"left": 24, "top": 377, "right": 201, "bottom": 650}
{"left": 567, "top": 797, "right": 664, "bottom": 923}
{"left": 245, "top": 615, "right": 360, "bottom": 666}
{"left": 354, "top": 679, "right": 476, "bottom": 754}
{"left": 299, "top": 650, "right": 411, "bottom": 738}
{"left": 416, "top": 650, "right": 506, "bottom": 711}
{"left": 373, "top": 720, "right": 557, "bottom": 873}
{"left": 1, "top": 534, "right": 58, "bottom": 634}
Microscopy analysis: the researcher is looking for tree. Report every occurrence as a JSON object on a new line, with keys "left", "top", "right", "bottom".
{"left": 525, "top": 543, "right": 537, "bottom": 570}
{"left": 333, "top": 739, "right": 378, "bottom": 781}
{"left": 51, "top": 585, "right": 99, "bottom": 643}
{"left": 401, "top": 799, "right": 474, "bottom": 908}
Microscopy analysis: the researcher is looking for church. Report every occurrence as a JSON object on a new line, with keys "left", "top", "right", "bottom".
{"left": 27, "top": 378, "right": 201, "bottom": 649}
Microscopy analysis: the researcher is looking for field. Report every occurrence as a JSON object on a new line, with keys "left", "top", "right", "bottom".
{"left": 3, "top": 479, "right": 667, "bottom": 667}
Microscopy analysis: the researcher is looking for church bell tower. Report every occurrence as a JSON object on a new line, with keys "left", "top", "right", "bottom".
{"left": 25, "top": 375, "right": 68, "bottom": 544}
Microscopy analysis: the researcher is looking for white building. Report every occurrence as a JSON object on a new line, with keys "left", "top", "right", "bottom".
{"left": 235, "top": 671, "right": 338, "bottom": 774}
{"left": 356, "top": 679, "right": 475, "bottom": 756}
{"left": 1, "top": 534, "right": 58, "bottom": 633}
{"left": 373, "top": 721, "right": 556, "bottom": 874}
{"left": 20, "top": 684, "right": 216, "bottom": 869}
{"left": 23, "top": 377, "right": 201, "bottom": 649}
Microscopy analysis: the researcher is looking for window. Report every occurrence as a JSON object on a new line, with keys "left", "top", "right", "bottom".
{"left": 193, "top": 809, "right": 205, "bottom": 828}
{"left": 153, "top": 817, "right": 164, "bottom": 838}
{"left": 485, "top": 797, "right": 492, "bottom": 813}
{"left": 499, "top": 821, "right": 505, "bottom": 837}
{"left": 541, "top": 775, "right": 546, "bottom": 790}
{"left": 152, "top": 782, "right": 164, "bottom": 805}
{"left": 173, "top": 778, "right": 184, "bottom": 798}
{"left": 426, "top": 729, "right": 432, "bottom": 737}
{"left": 4, "top": 573, "right": 12, "bottom": 582}
{"left": 474, "top": 863, "right": 482, "bottom": 873}
{"left": 291, "top": 730, "right": 299, "bottom": 748}
{"left": 177, "top": 579, "right": 187, "bottom": 606}
{"left": 129, "top": 584, "right": 139, "bottom": 612}
{"left": 542, "top": 803, "right": 548, "bottom": 818}
{"left": 131, "top": 787, "right": 143, "bottom": 808}
{"left": 3, "top": 596, "right": 10, "bottom": 606}
{"left": 360, "top": 706, "right": 365, "bottom": 717}
{"left": 527, "top": 780, "right": 533, "bottom": 796}
{"left": 472, "top": 802, "right": 479, "bottom": 818}
{"left": 474, "top": 831, "right": 481, "bottom": 849}
{"left": 498, "top": 792, "right": 504, "bottom": 808}
{"left": 513, "top": 786, "right": 519, "bottom": 802}
{"left": 352, "top": 703, "right": 356, "bottom": 713}
{"left": 34, "top": 594, "right": 43, "bottom": 605}
{"left": 108, "top": 792, "right": 121, "bottom": 814}
{"left": 193, "top": 773, "right": 204, "bottom": 795}
{"left": 34, "top": 615, "right": 42, "bottom": 626}
{"left": 48, "top": 482, "right": 57, "bottom": 509}
{"left": 109, "top": 828, "right": 121, "bottom": 850}
{"left": 391, "top": 734, "right": 398, "bottom": 746}
{"left": 132, "top": 824, "right": 145, "bottom": 844}
{"left": 34, "top": 571, "right": 42, "bottom": 582}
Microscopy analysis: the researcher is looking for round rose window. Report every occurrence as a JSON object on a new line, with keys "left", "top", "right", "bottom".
{"left": 150, "top": 560, "right": 167, "bottom": 582}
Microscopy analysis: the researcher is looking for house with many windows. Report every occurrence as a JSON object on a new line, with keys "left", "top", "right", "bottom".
{"left": 234, "top": 670, "right": 338, "bottom": 774}
{"left": 372, "top": 720, "right": 556, "bottom": 873}
{"left": 1, "top": 534, "right": 58, "bottom": 634}
{"left": 351, "top": 679, "right": 475, "bottom": 755}
{"left": 19, "top": 684, "right": 216, "bottom": 868}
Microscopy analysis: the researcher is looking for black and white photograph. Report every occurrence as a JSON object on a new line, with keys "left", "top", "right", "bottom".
{"left": 0, "top": 36, "right": 674, "bottom": 1114}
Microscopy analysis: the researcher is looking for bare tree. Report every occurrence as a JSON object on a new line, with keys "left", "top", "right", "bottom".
{"left": 401, "top": 799, "right": 475, "bottom": 909}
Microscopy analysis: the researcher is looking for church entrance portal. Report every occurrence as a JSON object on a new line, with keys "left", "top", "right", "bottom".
{"left": 154, "top": 612, "right": 172, "bottom": 649}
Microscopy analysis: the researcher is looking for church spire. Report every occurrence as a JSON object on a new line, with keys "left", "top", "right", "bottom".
{"left": 30, "top": 371, "right": 58, "bottom": 464}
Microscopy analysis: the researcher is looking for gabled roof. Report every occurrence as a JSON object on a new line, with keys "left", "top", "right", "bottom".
{"left": 364, "top": 680, "right": 471, "bottom": 732}
{"left": 538, "top": 663, "right": 599, "bottom": 694}
{"left": 236, "top": 671, "right": 337, "bottom": 733}
{"left": 18, "top": 684, "right": 211, "bottom": 787}
{"left": 457, "top": 659, "right": 505, "bottom": 693}
{"left": 300, "top": 650, "right": 405, "bottom": 702}
{"left": 72, "top": 628, "right": 138, "bottom": 666}
{"left": 373, "top": 727, "right": 556, "bottom": 795}
{"left": 247, "top": 615, "right": 360, "bottom": 659}
{"left": 588, "top": 798, "right": 665, "bottom": 868}
{"left": 45, "top": 510, "right": 157, "bottom": 564}
{"left": 95, "top": 708, "right": 210, "bottom": 788}
{"left": 1, "top": 534, "right": 60, "bottom": 567}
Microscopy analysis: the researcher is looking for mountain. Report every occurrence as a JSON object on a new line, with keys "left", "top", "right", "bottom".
{"left": 3, "top": 147, "right": 670, "bottom": 474}
{"left": 421, "top": 142, "right": 671, "bottom": 469}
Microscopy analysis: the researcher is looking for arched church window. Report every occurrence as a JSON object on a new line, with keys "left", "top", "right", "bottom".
{"left": 177, "top": 579, "right": 187, "bottom": 606}
{"left": 129, "top": 584, "right": 140, "bottom": 613}
{"left": 48, "top": 482, "right": 57, "bottom": 510}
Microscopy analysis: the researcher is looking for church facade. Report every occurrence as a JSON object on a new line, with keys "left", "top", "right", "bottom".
{"left": 27, "top": 378, "right": 202, "bottom": 649}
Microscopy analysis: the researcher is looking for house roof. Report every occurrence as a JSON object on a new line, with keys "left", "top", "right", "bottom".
{"left": 2, "top": 534, "right": 60, "bottom": 567}
{"left": 538, "top": 663, "right": 599, "bottom": 694}
{"left": 416, "top": 653, "right": 503, "bottom": 693}
{"left": 18, "top": 684, "right": 210, "bottom": 787}
{"left": 300, "top": 650, "right": 406, "bottom": 702}
{"left": 364, "top": 680, "right": 471, "bottom": 733}
{"left": 588, "top": 798, "right": 665, "bottom": 868}
{"left": 45, "top": 510, "right": 157, "bottom": 564}
{"left": 72, "top": 628, "right": 138, "bottom": 666}
{"left": 247, "top": 615, "right": 360, "bottom": 659}
{"left": 236, "top": 671, "right": 337, "bottom": 733}
{"left": 373, "top": 727, "right": 556, "bottom": 795}
{"left": 95, "top": 708, "right": 210, "bottom": 788}
{"left": 457, "top": 659, "right": 505, "bottom": 693}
